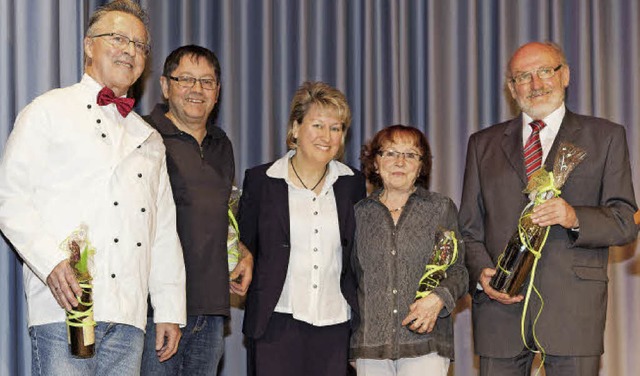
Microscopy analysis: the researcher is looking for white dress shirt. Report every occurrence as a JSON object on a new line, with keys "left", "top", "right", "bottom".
{"left": 0, "top": 74, "right": 186, "bottom": 330}
{"left": 267, "top": 150, "right": 351, "bottom": 326}
{"left": 522, "top": 103, "right": 566, "bottom": 162}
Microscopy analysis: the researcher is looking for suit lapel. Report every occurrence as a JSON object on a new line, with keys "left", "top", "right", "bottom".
{"left": 501, "top": 110, "right": 582, "bottom": 186}
{"left": 501, "top": 116, "right": 528, "bottom": 186}
{"left": 270, "top": 177, "right": 291, "bottom": 241}
{"left": 544, "top": 110, "right": 582, "bottom": 167}
{"left": 333, "top": 176, "right": 349, "bottom": 243}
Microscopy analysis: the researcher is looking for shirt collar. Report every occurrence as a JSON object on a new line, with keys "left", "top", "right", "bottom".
{"left": 266, "top": 150, "right": 354, "bottom": 187}
{"left": 522, "top": 103, "right": 565, "bottom": 133}
{"left": 369, "top": 185, "right": 429, "bottom": 202}
{"left": 148, "top": 103, "right": 225, "bottom": 140}
{"left": 80, "top": 73, "right": 104, "bottom": 98}
{"left": 80, "top": 73, "right": 133, "bottom": 103}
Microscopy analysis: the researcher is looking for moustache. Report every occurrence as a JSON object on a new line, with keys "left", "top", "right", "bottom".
{"left": 527, "top": 89, "right": 551, "bottom": 99}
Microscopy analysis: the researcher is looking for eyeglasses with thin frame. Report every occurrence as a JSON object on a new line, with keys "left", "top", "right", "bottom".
{"left": 90, "top": 32, "right": 150, "bottom": 56}
{"left": 510, "top": 64, "right": 563, "bottom": 85}
{"left": 167, "top": 75, "right": 218, "bottom": 90}
{"left": 377, "top": 149, "right": 422, "bottom": 162}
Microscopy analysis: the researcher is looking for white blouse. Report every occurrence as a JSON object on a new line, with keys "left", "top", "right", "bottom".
{"left": 267, "top": 150, "right": 352, "bottom": 326}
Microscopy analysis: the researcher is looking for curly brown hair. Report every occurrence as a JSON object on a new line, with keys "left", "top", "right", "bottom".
{"left": 360, "top": 125, "right": 432, "bottom": 190}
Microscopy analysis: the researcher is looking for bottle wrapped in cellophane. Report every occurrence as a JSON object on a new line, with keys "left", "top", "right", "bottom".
{"left": 62, "top": 224, "right": 96, "bottom": 358}
{"left": 490, "top": 142, "right": 586, "bottom": 296}
{"left": 415, "top": 228, "right": 459, "bottom": 300}
{"left": 227, "top": 186, "right": 241, "bottom": 273}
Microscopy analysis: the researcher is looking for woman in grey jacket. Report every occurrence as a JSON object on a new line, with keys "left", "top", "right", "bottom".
{"left": 351, "top": 125, "right": 468, "bottom": 375}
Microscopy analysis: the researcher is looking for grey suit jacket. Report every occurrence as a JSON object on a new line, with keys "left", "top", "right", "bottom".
{"left": 459, "top": 110, "right": 638, "bottom": 357}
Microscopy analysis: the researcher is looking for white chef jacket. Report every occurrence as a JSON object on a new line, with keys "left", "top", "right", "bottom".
{"left": 0, "top": 74, "right": 186, "bottom": 331}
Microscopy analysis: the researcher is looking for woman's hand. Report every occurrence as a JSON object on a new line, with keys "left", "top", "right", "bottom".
{"left": 401, "top": 293, "right": 444, "bottom": 334}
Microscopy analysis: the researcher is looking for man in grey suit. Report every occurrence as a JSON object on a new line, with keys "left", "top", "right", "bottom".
{"left": 460, "top": 41, "right": 637, "bottom": 375}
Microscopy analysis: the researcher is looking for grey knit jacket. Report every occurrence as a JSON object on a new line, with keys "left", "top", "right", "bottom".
{"left": 350, "top": 186, "right": 468, "bottom": 360}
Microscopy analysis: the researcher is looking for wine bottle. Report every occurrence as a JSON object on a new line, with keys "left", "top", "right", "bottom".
{"left": 491, "top": 143, "right": 587, "bottom": 297}
{"left": 415, "top": 229, "right": 457, "bottom": 300}
{"left": 68, "top": 287, "right": 95, "bottom": 358}
{"left": 490, "top": 210, "right": 546, "bottom": 296}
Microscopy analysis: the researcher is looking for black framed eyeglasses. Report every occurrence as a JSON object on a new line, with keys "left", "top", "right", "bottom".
{"left": 90, "top": 32, "right": 150, "bottom": 56}
{"left": 167, "top": 75, "right": 218, "bottom": 90}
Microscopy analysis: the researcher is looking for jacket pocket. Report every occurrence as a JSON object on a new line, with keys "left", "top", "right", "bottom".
{"left": 471, "top": 288, "right": 490, "bottom": 304}
{"left": 572, "top": 265, "right": 608, "bottom": 282}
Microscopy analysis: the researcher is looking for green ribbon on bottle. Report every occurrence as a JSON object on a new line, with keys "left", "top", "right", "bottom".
{"left": 65, "top": 282, "right": 96, "bottom": 328}
{"left": 517, "top": 170, "right": 561, "bottom": 375}
{"left": 415, "top": 231, "right": 459, "bottom": 300}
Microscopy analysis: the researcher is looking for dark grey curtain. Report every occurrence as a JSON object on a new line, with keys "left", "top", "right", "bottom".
{"left": 1, "top": 1, "right": 638, "bottom": 375}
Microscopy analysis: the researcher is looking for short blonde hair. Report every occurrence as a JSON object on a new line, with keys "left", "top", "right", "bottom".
{"left": 286, "top": 81, "right": 352, "bottom": 159}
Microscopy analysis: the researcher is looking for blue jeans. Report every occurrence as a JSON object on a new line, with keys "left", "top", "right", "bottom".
{"left": 141, "top": 315, "right": 225, "bottom": 376}
{"left": 29, "top": 322, "right": 144, "bottom": 376}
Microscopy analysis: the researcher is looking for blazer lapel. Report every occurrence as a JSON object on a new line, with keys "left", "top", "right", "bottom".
{"left": 501, "top": 116, "right": 528, "bottom": 186}
{"left": 333, "top": 176, "right": 349, "bottom": 243}
{"left": 270, "top": 178, "right": 291, "bottom": 242}
{"left": 544, "top": 110, "right": 582, "bottom": 167}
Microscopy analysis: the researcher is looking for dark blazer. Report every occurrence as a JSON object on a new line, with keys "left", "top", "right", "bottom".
{"left": 459, "top": 110, "right": 637, "bottom": 358}
{"left": 238, "top": 160, "right": 366, "bottom": 339}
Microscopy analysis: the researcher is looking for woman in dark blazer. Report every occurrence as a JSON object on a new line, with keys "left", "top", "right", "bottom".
{"left": 238, "top": 81, "right": 366, "bottom": 376}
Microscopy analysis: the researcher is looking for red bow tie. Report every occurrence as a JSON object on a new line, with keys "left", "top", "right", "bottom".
{"left": 97, "top": 87, "right": 135, "bottom": 117}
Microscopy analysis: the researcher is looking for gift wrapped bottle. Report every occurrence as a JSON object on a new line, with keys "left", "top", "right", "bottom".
{"left": 490, "top": 206, "right": 546, "bottom": 296}
{"left": 63, "top": 227, "right": 96, "bottom": 358}
{"left": 67, "top": 287, "right": 95, "bottom": 358}
{"left": 415, "top": 229, "right": 458, "bottom": 300}
{"left": 490, "top": 142, "right": 587, "bottom": 297}
{"left": 227, "top": 187, "right": 241, "bottom": 273}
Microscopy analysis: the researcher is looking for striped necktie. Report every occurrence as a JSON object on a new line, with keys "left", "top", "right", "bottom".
{"left": 524, "top": 120, "right": 546, "bottom": 179}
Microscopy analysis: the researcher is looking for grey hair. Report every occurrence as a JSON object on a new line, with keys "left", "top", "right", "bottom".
{"left": 86, "top": 0, "right": 149, "bottom": 41}
{"left": 84, "top": 0, "right": 149, "bottom": 66}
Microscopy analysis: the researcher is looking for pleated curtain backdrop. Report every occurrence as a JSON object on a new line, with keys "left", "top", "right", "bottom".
{"left": 1, "top": 1, "right": 638, "bottom": 375}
